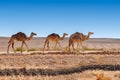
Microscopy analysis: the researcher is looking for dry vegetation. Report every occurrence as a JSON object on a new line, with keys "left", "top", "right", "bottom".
{"left": 0, "top": 52, "right": 119, "bottom": 80}
{"left": 0, "top": 70, "right": 120, "bottom": 80}
{"left": 0, "top": 38, "right": 120, "bottom": 79}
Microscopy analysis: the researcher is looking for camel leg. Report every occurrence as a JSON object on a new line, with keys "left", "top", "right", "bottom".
{"left": 77, "top": 42, "right": 83, "bottom": 49}
{"left": 79, "top": 41, "right": 83, "bottom": 50}
{"left": 72, "top": 43, "right": 75, "bottom": 50}
{"left": 58, "top": 42, "right": 62, "bottom": 49}
{"left": 81, "top": 42, "right": 83, "bottom": 49}
{"left": 47, "top": 41, "right": 50, "bottom": 50}
{"left": 21, "top": 42, "right": 24, "bottom": 53}
{"left": 77, "top": 42, "right": 80, "bottom": 49}
{"left": 68, "top": 41, "right": 72, "bottom": 51}
{"left": 23, "top": 41, "right": 29, "bottom": 52}
{"left": 7, "top": 43, "right": 11, "bottom": 53}
{"left": 54, "top": 42, "right": 57, "bottom": 49}
{"left": 68, "top": 45, "right": 70, "bottom": 51}
{"left": 12, "top": 42, "right": 16, "bottom": 53}
{"left": 43, "top": 40, "right": 49, "bottom": 51}
{"left": 43, "top": 43, "right": 46, "bottom": 51}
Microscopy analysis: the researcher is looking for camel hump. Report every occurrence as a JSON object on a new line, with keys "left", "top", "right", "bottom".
{"left": 50, "top": 33, "right": 57, "bottom": 35}
{"left": 75, "top": 32, "right": 80, "bottom": 34}
{"left": 13, "top": 32, "right": 27, "bottom": 40}
{"left": 75, "top": 32, "right": 83, "bottom": 35}
{"left": 49, "top": 33, "right": 58, "bottom": 36}
{"left": 75, "top": 32, "right": 84, "bottom": 37}
{"left": 15, "top": 32, "right": 26, "bottom": 36}
{"left": 16, "top": 32, "right": 25, "bottom": 35}
{"left": 49, "top": 33, "right": 60, "bottom": 37}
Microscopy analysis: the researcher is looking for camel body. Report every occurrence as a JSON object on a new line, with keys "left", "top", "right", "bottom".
{"left": 43, "top": 33, "right": 68, "bottom": 51}
{"left": 7, "top": 32, "right": 37, "bottom": 53}
{"left": 68, "top": 32, "right": 93, "bottom": 51}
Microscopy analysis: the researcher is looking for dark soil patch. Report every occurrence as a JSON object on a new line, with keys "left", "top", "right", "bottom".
{"left": 0, "top": 65, "right": 120, "bottom": 76}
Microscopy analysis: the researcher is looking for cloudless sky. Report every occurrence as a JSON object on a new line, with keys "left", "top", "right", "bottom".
{"left": 0, "top": 0, "right": 120, "bottom": 38}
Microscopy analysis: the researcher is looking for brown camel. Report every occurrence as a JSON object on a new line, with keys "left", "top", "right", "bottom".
{"left": 68, "top": 32, "right": 94, "bottom": 51}
{"left": 7, "top": 32, "right": 37, "bottom": 53}
{"left": 43, "top": 33, "right": 68, "bottom": 51}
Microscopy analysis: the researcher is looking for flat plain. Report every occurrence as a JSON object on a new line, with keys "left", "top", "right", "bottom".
{"left": 0, "top": 37, "right": 120, "bottom": 80}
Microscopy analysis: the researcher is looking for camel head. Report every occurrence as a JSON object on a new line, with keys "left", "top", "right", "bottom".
{"left": 31, "top": 32, "right": 37, "bottom": 36}
{"left": 27, "top": 32, "right": 37, "bottom": 40}
{"left": 85, "top": 32, "right": 94, "bottom": 40}
{"left": 63, "top": 33, "right": 68, "bottom": 36}
{"left": 88, "top": 32, "right": 94, "bottom": 35}
{"left": 60, "top": 33, "right": 68, "bottom": 40}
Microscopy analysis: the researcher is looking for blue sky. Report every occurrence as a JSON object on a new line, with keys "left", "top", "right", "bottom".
{"left": 0, "top": 0, "right": 120, "bottom": 38}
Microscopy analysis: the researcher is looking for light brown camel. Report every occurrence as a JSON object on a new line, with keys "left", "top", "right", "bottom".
{"left": 68, "top": 32, "right": 94, "bottom": 51}
{"left": 7, "top": 32, "right": 37, "bottom": 53}
{"left": 43, "top": 33, "right": 68, "bottom": 51}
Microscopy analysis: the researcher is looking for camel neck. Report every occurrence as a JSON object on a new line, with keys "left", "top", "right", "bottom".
{"left": 27, "top": 34, "right": 33, "bottom": 40}
{"left": 60, "top": 34, "right": 65, "bottom": 40}
{"left": 86, "top": 33, "right": 91, "bottom": 40}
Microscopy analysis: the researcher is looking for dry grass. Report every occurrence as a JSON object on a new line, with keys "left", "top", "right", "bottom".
{"left": 0, "top": 52, "right": 119, "bottom": 80}
{"left": 0, "top": 37, "right": 120, "bottom": 79}
{"left": 0, "top": 70, "right": 120, "bottom": 80}
{"left": 15, "top": 47, "right": 25, "bottom": 52}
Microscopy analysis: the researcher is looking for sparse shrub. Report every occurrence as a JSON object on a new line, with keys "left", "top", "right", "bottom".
{"left": 52, "top": 47, "right": 61, "bottom": 50}
{"left": 63, "top": 46, "right": 68, "bottom": 52}
{"left": 28, "top": 48, "right": 36, "bottom": 51}
{"left": 74, "top": 48, "right": 80, "bottom": 53}
{"left": 15, "top": 47, "right": 25, "bottom": 52}
{"left": 82, "top": 46, "right": 90, "bottom": 50}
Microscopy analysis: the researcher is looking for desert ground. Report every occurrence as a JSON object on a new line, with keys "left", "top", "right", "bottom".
{"left": 0, "top": 37, "right": 120, "bottom": 80}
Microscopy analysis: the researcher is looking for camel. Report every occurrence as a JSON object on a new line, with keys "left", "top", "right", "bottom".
{"left": 68, "top": 32, "right": 94, "bottom": 51}
{"left": 43, "top": 33, "right": 68, "bottom": 51}
{"left": 7, "top": 32, "right": 37, "bottom": 53}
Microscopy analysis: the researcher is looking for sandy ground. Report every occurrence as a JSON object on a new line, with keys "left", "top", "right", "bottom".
{"left": 0, "top": 37, "right": 120, "bottom": 80}
{"left": 0, "top": 52, "right": 120, "bottom": 69}
{"left": 0, "top": 52, "right": 120, "bottom": 80}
